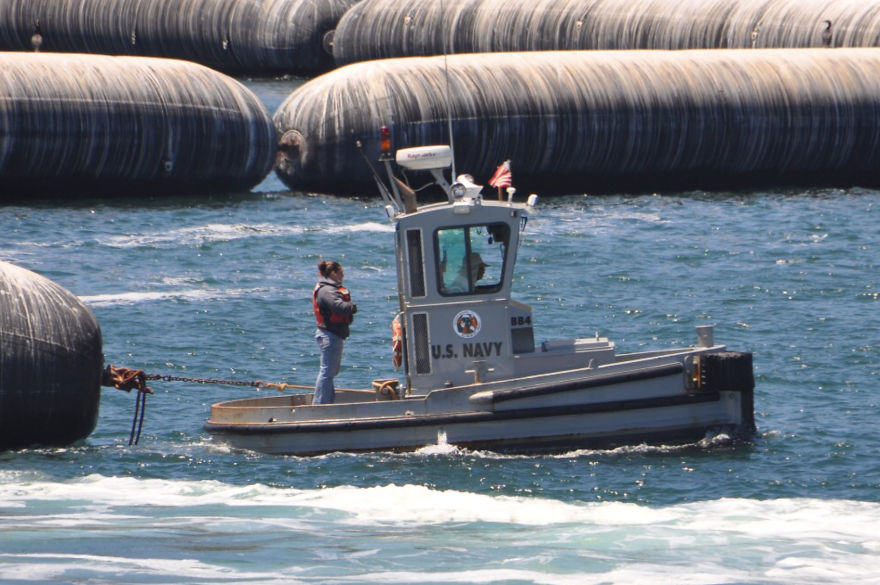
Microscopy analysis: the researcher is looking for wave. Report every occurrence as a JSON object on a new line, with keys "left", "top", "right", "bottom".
{"left": 2, "top": 475, "right": 878, "bottom": 584}
{"left": 99, "top": 222, "right": 308, "bottom": 248}
{"left": 327, "top": 221, "right": 394, "bottom": 234}
{"left": 402, "top": 432, "right": 738, "bottom": 460}
{"left": 99, "top": 220, "right": 392, "bottom": 249}
{"left": 2, "top": 474, "right": 878, "bottom": 530}
{"left": 79, "top": 287, "right": 268, "bottom": 307}
{"left": 0, "top": 553, "right": 293, "bottom": 585}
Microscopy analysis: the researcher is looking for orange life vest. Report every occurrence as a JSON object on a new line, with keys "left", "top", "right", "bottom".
{"left": 313, "top": 283, "right": 354, "bottom": 327}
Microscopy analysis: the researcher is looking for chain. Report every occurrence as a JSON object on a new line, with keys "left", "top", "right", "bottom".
{"left": 104, "top": 364, "right": 314, "bottom": 392}
{"left": 102, "top": 364, "right": 315, "bottom": 446}
{"left": 141, "top": 372, "right": 313, "bottom": 391}
{"left": 143, "top": 373, "right": 263, "bottom": 387}
{"left": 101, "top": 365, "right": 400, "bottom": 445}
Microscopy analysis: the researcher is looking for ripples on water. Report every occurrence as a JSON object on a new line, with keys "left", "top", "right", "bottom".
{"left": 0, "top": 80, "right": 878, "bottom": 583}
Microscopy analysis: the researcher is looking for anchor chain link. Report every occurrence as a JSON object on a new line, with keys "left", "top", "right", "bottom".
{"left": 143, "top": 373, "right": 312, "bottom": 392}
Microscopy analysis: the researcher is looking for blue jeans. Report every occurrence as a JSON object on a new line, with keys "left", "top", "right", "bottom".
{"left": 314, "top": 329, "right": 343, "bottom": 404}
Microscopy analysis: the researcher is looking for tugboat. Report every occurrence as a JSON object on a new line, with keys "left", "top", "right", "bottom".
{"left": 205, "top": 138, "right": 755, "bottom": 455}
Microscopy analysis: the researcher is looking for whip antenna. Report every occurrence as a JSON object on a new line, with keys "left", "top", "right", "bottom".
{"left": 441, "top": 0, "right": 456, "bottom": 179}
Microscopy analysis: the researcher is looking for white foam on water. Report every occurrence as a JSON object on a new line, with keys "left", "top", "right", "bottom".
{"left": 0, "top": 553, "right": 299, "bottom": 584}
{"left": 3, "top": 475, "right": 878, "bottom": 532}
{"left": 333, "top": 567, "right": 753, "bottom": 585}
{"left": 0, "top": 474, "right": 284, "bottom": 510}
{"left": 79, "top": 286, "right": 266, "bottom": 307}
{"left": 311, "top": 483, "right": 602, "bottom": 525}
{"left": 3, "top": 476, "right": 879, "bottom": 584}
{"left": 339, "top": 568, "right": 598, "bottom": 585}
{"left": 326, "top": 221, "right": 394, "bottom": 234}
{"left": 100, "top": 222, "right": 308, "bottom": 248}
{"left": 413, "top": 428, "right": 462, "bottom": 455}
{"left": 414, "top": 443, "right": 461, "bottom": 456}
{"left": 97, "top": 219, "right": 390, "bottom": 250}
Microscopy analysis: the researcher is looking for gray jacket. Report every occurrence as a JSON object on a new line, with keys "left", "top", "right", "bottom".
{"left": 312, "top": 278, "right": 357, "bottom": 339}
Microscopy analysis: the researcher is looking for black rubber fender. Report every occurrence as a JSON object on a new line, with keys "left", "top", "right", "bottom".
{"left": 0, "top": 261, "right": 103, "bottom": 449}
{"left": 274, "top": 49, "right": 880, "bottom": 196}
{"left": 0, "top": 52, "right": 276, "bottom": 200}
{"left": 333, "top": 0, "right": 880, "bottom": 65}
{"left": 0, "top": 0, "right": 359, "bottom": 75}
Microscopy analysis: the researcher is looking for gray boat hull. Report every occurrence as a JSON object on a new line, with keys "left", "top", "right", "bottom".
{"left": 206, "top": 351, "right": 754, "bottom": 455}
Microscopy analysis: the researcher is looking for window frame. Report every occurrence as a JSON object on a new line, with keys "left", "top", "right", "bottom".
{"left": 434, "top": 222, "right": 509, "bottom": 296}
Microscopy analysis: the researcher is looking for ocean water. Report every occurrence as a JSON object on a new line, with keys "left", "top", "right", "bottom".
{"left": 1, "top": 78, "right": 879, "bottom": 584}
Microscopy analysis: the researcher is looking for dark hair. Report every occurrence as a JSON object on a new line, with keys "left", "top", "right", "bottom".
{"left": 318, "top": 260, "right": 342, "bottom": 277}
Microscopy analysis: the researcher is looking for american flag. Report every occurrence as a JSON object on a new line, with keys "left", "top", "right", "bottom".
{"left": 488, "top": 160, "right": 512, "bottom": 188}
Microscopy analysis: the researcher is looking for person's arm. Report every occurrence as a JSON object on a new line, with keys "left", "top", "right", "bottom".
{"left": 329, "top": 288, "right": 357, "bottom": 316}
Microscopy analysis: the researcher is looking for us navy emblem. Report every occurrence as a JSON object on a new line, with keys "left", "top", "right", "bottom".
{"left": 453, "top": 310, "right": 481, "bottom": 338}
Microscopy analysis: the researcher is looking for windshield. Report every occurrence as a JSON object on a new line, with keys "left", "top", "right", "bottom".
{"left": 436, "top": 222, "right": 509, "bottom": 295}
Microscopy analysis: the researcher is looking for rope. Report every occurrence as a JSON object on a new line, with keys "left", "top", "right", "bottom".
{"left": 102, "top": 365, "right": 152, "bottom": 445}
{"left": 128, "top": 388, "right": 147, "bottom": 446}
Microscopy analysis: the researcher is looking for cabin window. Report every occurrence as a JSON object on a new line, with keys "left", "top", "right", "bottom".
{"left": 435, "top": 222, "right": 509, "bottom": 295}
{"left": 412, "top": 313, "right": 431, "bottom": 374}
{"left": 406, "top": 229, "right": 426, "bottom": 297}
